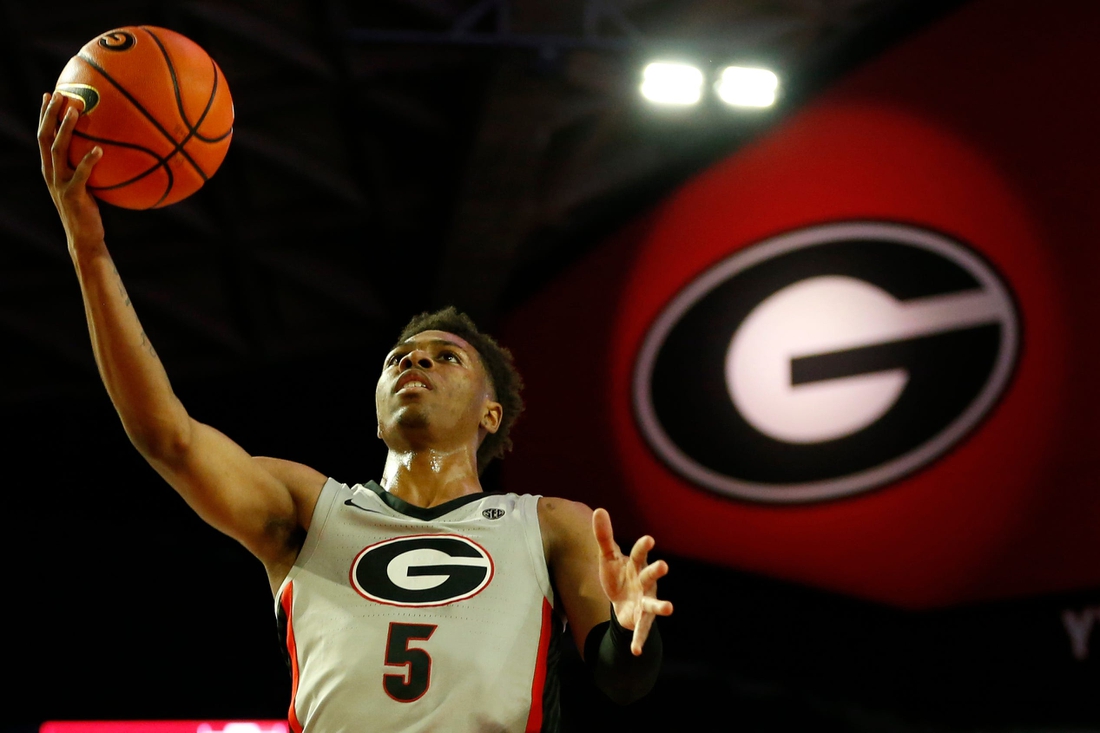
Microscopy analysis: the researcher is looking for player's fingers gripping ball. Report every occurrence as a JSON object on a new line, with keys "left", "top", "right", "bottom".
{"left": 53, "top": 26, "right": 233, "bottom": 210}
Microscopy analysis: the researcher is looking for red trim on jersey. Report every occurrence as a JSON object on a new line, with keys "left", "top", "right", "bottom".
{"left": 524, "top": 598, "right": 554, "bottom": 732}
{"left": 280, "top": 582, "right": 304, "bottom": 733}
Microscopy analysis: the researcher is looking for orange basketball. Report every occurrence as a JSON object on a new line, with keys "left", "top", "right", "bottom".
{"left": 53, "top": 26, "right": 233, "bottom": 210}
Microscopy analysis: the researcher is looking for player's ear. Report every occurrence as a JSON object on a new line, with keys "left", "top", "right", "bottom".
{"left": 377, "top": 423, "right": 382, "bottom": 440}
{"left": 481, "top": 400, "right": 502, "bottom": 434}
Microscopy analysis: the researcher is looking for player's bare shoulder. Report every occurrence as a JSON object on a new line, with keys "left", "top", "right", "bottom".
{"left": 537, "top": 495, "right": 596, "bottom": 561}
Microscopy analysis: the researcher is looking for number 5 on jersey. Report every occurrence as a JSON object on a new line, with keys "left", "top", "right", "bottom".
{"left": 384, "top": 622, "right": 437, "bottom": 702}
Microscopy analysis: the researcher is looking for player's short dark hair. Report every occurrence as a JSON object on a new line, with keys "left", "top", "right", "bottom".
{"left": 396, "top": 307, "right": 524, "bottom": 473}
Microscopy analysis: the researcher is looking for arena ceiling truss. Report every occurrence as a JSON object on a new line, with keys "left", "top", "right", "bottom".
{"left": 0, "top": 0, "right": 958, "bottom": 404}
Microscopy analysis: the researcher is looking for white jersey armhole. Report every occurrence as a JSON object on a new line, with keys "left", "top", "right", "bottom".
{"left": 274, "top": 476, "right": 343, "bottom": 612}
{"left": 518, "top": 493, "right": 555, "bottom": 609}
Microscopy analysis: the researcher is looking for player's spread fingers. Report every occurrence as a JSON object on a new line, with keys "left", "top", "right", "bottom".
{"left": 38, "top": 93, "right": 62, "bottom": 178}
{"left": 629, "top": 535, "right": 654, "bottom": 567}
{"left": 592, "top": 508, "right": 621, "bottom": 559}
{"left": 51, "top": 106, "right": 78, "bottom": 178}
{"left": 71, "top": 146, "right": 103, "bottom": 188}
{"left": 38, "top": 93, "right": 50, "bottom": 130}
{"left": 631, "top": 611, "right": 655, "bottom": 656}
{"left": 39, "top": 92, "right": 62, "bottom": 136}
{"left": 643, "top": 596, "right": 674, "bottom": 617}
{"left": 57, "top": 104, "right": 77, "bottom": 143}
{"left": 637, "top": 559, "right": 669, "bottom": 588}
{"left": 52, "top": 97, "right": 72, "bottom": 137}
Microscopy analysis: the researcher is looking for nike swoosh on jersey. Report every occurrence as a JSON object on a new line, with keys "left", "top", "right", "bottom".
{"left": 344, "top": 499, "right": 384, "bottom": 514}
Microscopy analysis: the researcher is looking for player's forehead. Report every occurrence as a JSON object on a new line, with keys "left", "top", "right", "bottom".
{"left": 389, "top": 330, "right": 482, "bottom": 361}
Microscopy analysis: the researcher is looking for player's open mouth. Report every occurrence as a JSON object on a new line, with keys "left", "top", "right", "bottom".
{"left": 396, "top": 372, "right": 433, "bottom": 393}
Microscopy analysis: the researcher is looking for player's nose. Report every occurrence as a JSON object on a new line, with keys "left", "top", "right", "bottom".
{"left": 399, "top": 349, "right": 433, "bottom": 370}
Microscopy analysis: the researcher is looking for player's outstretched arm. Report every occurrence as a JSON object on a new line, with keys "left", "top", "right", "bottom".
{"left": 38, "top": 93, "right": 324, "bottom": 584}
{"left": 539, "top": 498, "right": 673, "bottom": 704}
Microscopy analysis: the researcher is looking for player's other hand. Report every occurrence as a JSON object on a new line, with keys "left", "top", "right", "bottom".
{"left": 38, "top": 92, "right": 105, "bottom": 246}
{"left": 592, "top": 507, "right": 674, "bottom": 656}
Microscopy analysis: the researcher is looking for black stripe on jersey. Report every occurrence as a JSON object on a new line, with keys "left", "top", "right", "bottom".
{"left": 362, "top": 480, "right": 501, "bottom": 520}
{"left": 276, "top": 603, "right": 292, "bottom": 675}
{"left": 541, "top": 619, "right": 563, "bottom": 733}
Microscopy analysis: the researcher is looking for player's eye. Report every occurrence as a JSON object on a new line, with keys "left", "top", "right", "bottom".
{"left": 386, "top": 353, "right": 402, "bottom": 367}
{"left": 439, "top": 351, "right": 459, "bottom": 363}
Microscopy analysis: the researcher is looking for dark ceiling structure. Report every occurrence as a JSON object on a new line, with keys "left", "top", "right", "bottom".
{"left": 0, "top": 0, "right": 952, "bottom": 405}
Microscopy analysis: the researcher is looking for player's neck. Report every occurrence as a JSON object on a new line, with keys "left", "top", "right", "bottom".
{"left": 380, "top": 447, "right": 483, "bottom": 508}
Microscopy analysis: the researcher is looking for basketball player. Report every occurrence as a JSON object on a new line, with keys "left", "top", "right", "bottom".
{"left": 38, "top": 93, "right": 672, "bottom": 731}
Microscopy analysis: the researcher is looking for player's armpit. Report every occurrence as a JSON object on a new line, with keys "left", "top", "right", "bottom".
{"left": 143, "top": 419, "right": 326, "bottom": 569}
{"left": 253, "top": 456, "right": 329, "bottom": 535}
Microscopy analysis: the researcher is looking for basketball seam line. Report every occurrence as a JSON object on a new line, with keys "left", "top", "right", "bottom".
{"left": 192, "top": 63, "right": 233, "bottom": 143}
{"left": 139, "top": 27, "right": 207, "bottom": 186}
{"left": 146, "top": 26, "right": 230, "bottom": 143}
{"left": 142, "top": 27, "right": 229, "bottom": 169}
{"left": 73, "top": 129, "right": 174, "bottom": 193}
{"left": 75, "top": 51, "right": 209, "bottom": 192}
{"left": 191, "top": 61, "right": 223, "bottom": 145}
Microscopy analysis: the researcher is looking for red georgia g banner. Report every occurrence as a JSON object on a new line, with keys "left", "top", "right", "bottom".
{"left": 502, "top": 0, "right": 1100, "bottom": 608}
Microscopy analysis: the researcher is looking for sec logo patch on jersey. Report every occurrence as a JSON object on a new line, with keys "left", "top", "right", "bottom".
{"left": 351, "top": 535, "right": 495, "bottom": 607}
{"left": 633, "top": 221, "right": 1020, "bottom": 503}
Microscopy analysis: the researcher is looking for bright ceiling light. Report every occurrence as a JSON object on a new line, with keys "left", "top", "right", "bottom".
{"left": 716, "top": 66, "right": 779, "bottom": 108}
{"left": 641, "top": 62, "right": 704, "bottom": 106}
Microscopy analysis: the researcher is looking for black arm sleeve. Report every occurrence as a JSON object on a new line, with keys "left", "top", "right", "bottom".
{"left": 583, "top": 606, "right": 663, "bottom": 705}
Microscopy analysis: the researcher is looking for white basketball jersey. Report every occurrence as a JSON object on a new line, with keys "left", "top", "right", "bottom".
{"left": 275, "top": 479, "right": 560, "bottom": 733}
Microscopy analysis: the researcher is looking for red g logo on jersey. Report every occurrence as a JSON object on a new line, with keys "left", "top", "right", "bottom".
{"left": 350, "top": 535, "right": 495, "bottom": 607}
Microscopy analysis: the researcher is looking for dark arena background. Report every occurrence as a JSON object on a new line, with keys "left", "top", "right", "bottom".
{"left": 3, "top": 0, "right": 1099, "bottom": 731}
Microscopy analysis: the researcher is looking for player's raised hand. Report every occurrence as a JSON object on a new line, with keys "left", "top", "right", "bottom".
{"left": 38, "top": 92, "right": 104, "bottom": 245}
{"left": 592, "top": 507, "right": 673, "bottom": 656}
